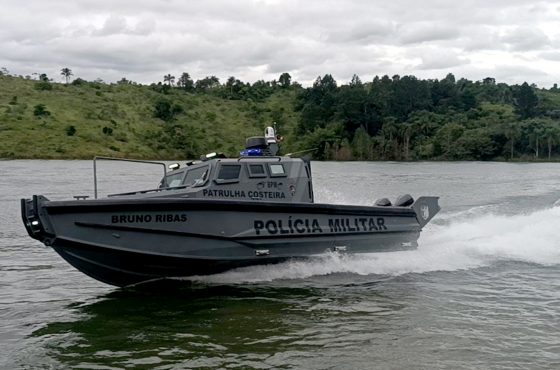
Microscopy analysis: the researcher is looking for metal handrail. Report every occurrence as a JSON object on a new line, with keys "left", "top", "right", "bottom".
{"left": 107, "top": 185, "right": 188, "bottom": 197}
{"left": 93, "top": 156, "right": 168, "bottom": 199}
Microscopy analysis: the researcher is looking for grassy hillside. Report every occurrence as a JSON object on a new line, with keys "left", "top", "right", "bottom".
{"left": 0, "top": 76, "right": 299, "bottom": 159}
{"left": 3, "top": 73, "right": 560, "bottom": 161}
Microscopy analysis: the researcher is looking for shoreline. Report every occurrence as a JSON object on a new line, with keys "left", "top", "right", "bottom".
{"left": 3, "top": 156, "right": 560, "bottom": 163}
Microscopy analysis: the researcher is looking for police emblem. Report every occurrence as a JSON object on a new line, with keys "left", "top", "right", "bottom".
{"left": 421, "top": 204, "right": 430, "bottom": 220}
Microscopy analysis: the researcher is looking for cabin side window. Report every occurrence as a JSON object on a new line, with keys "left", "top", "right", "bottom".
{"left": 268, "top": 164, "right": 286, "bottom": 177}
{"left": 184, "top": 166, "right": 209, "bottom": 187}
{"left": 248, "top": 164, "right": 267, "bottom": 178}
{"left": 215, "top": 164, "right": 242, "bottom": 184}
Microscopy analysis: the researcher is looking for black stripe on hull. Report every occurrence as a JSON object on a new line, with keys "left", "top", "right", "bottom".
{"left": 74, "top": 221, "right": 416, "bottom": 242}
{"left": 44, "top": 198, "right": 417, "bottom": 218}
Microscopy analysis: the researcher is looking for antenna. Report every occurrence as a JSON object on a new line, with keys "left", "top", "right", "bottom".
{"left": 285, "top": 148, "right": 318, "bottom": 157}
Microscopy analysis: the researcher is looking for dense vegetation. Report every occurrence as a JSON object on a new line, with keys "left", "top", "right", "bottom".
{"left": 294, "top": 74, "right": 560, "bottom": 161}
{"left": 1, "top": 68, "right": 560, "bottom": 161}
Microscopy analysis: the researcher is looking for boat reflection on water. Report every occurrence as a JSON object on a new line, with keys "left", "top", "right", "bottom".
{"left": 27, "top": 277, "right": 415, "bottom": 369}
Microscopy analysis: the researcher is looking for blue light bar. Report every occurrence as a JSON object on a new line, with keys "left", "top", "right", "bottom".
{"left": 240, "top": 148, "right": 264, "bottom": 156}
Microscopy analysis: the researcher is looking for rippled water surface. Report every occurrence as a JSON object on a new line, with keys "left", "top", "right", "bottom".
{"left": 1, "top": 160, "right": 560, "bottom": 369}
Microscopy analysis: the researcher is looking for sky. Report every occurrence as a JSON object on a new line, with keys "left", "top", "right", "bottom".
{"left": 1, "top": 0, "right": 560, "bottom": 87}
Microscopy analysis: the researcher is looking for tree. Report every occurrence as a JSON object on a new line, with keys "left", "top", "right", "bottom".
{"left": 453, "top": 128, "right": 496, "bottom": 160}
{"left": 434, "top": 122, "right": 464, "bottom": 158}
{"left": 314, "top": 74, "right": 337, "bottom": 91}
{"left": 460, "top": 89, "right": 477, "bottom": 110}
{"left": 278, "top": 72, "right": 291, "bottom": 88}
{"left": 524, "top": 119, "right": 545, "bottom": 158}
{"left": 222, "top": 76, "right": 250, "bottom": 100}
{"left": 336, "top": 82, "right": 368, "bottom": 137}
{"left": 389, "top": 75, "right": 431, "bottom": 121}
{"left": 514, "top": 82, "right": 538, "bottom": 119}
{"left": 34, "top": 80, "right": 52, "bottom": 91}
{"left": 380, "top": 118, "right": 399, "bottom": 159}
{"left": 349, "top": 74, "right": 362, "bottom": 87}
{"left": 70, "top": 78, "right": 86, "bottom": 86}
{"left": 177, "top": 72, "right": 194, "bottom": 92}
{"left": 295, "top": 74, "right": 339, "bottom": 135}
{"left": 65, "top": 125, "right": 76, "bottom": 136}
{"left": 502, "top": 121, "right": 522, "bottom": 160}
{"left": 60, "top": 68, "right": 73, "bottom": 84}
{"left": 352, "top": 126, "right": 371, "bottom": 160}
{"left": 195, "top": 76, "right": 220, "bottom": 91}
{"left": 226, "top": 76, "right": 237, "bottom": 95}
{"left": 163, "top": 74, "right": 175, "bottom": 86}
{"left": 153, "top": 98, "right": 183, "bottom": 122}
{"left": 444, "top": 73, "right": 456, "bottom": 84}
{"left": 398, "top": 122, "right": 416, "bottom": 160}
{"left": 33, "top": 104, "right": 50, "bottom": 117}
{"left": 367, "top": 75, "right": 393, "bottom": 133}
{"left": 542, "top": 119, "right": 560, "bottom": 159}
{"left": 407, "top": 110, "right": 442, "bottom": 139}
{"left": 251, "top": 80, "right": 274, "bottom": 100}
{"left": 524, "top": 118, "right": 560, "bottom": 160}
{"left": 431, "top": 77, "right": 460, "bottom": 111}
{"left": 333, "top": 138, "right": 353, "bottom": 160}
{"left": 296, "top": 123, "right": 343, "bottom": 160}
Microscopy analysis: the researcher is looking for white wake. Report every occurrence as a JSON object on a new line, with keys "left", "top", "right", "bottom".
{"left": 193, "top": 205, "right": 560, "bottom": 284}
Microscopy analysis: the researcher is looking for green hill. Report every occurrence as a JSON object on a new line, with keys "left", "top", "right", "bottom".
{"left": 2, "top": 72, "right": 560, "bottom": 161}
{"left": 0, "top": 75, "right": 299, "bottom": 159}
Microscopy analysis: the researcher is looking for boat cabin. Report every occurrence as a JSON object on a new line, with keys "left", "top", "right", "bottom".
{"left": 156, "top": 156, "right": 314, "bottom": 203}
{"left": 104, "top": 126, "right": 314, "bottom": 203}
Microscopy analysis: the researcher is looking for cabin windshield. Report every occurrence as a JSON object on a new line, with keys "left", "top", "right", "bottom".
{"left": 184, "top": 166, "right": 209, "bottom": 186}
{"left": 164, "top": 172, "right": 185, "bottom": 188}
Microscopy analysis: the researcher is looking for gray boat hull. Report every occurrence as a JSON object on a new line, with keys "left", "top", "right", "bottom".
{"left": 22, "top": 196, "right": 439, "bottom": 287}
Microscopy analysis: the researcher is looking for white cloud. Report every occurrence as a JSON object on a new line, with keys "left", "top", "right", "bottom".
{"left": 492, "top": 64, "right": 551, "bottom": 85}
{"left": 540, "top": 51, "right": 560, "bottom": 61}
{"left": 327, "top": 20, "right": 396, "bottom": 44}
{"left": 0, "top": 0, "right": 559, "bottom": 87}
{"left": 500, "top": 26, "right": 550, "bottom": 51}
{"left": 94, "top": 15, "right": 128, "bottom": 36}
{"left": 133, "top": 18, "right": 156, "bottom": 36}
{"left": 398, "top": 23, "right": 461, "bottom": 45}
{"left": 412, "top": 48, "right": 470, "bottom": 70}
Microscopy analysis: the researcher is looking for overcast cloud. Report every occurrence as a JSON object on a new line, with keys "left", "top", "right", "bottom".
{"left": 1, "top": 0, "right": 559, "bottom": 87}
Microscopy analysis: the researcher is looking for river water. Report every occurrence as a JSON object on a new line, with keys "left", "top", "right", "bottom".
{"left": 1, "top": 160, "right": 560, "bottom": 369}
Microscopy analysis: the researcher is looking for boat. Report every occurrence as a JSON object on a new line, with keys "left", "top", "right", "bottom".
{"left": 21, "top": 127, "right": 440, "bottom": 287}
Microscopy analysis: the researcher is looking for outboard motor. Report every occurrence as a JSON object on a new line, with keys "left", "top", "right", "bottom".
{"left": 395, "top": 194, "right": 414, "bottom": 207}
{"left": 375, "top": 198, "right": 392, "bottom": 206}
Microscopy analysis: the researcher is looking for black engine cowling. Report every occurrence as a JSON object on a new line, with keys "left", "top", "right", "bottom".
{"left": 395, "top": 194, "right": 414, "bottom": 207}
